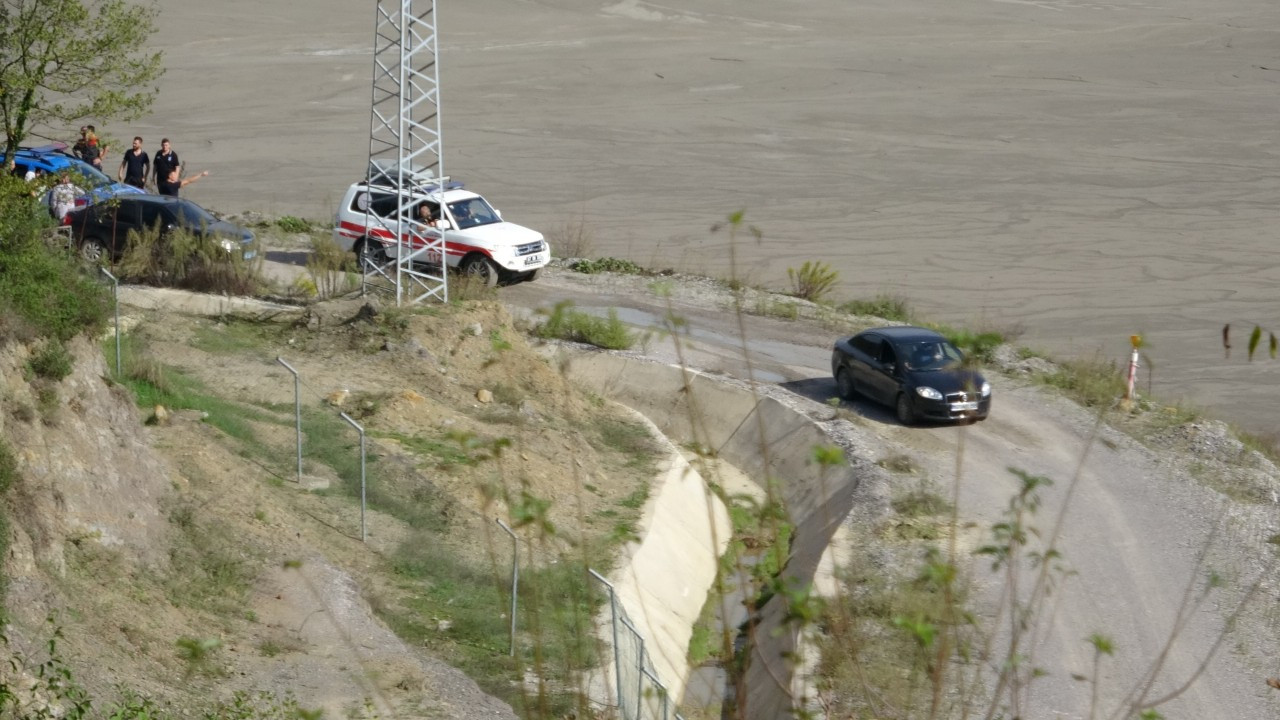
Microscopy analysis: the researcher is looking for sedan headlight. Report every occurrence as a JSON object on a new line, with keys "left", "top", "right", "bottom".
{"left": 916, "top": 386, "right": 943, "bottom": 401}
{"left": 980, "top": 382, "right": 992, "bottom": 397}
{"left": 218, "top": 238, "right": 235, "bottom": 253}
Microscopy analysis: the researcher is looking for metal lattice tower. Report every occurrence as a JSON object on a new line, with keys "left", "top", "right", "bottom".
{"left": 362, "top": 0, "right": 447, "bottom": 304}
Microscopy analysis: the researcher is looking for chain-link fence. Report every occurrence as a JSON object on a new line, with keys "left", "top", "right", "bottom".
{"left": 591, "top": 570, "right": 686, "bottom": 720}
{"left": 100, "top": 316, "right": 689, "bottom": 713}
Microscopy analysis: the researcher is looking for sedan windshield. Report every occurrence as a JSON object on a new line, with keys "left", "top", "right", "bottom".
{"left": 170, "top": 199, "right": 219, "bottom": 229}
{"left": 447, "top": 197, "right": 500, "bottom": 229}
{"left": 902, "top": 341, "right": 965, "bottom": 371}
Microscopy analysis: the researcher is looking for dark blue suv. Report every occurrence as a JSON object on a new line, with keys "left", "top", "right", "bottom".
{"left": 3, "top": 143, "right": 143, "bottom": 211}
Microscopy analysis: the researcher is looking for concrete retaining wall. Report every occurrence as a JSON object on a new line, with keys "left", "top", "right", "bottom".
{"left": 565, "top": 352, "right": 864, "bottom": 720}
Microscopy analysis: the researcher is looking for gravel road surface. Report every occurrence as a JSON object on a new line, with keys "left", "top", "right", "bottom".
{"left": 501, "top": 267, "right": 1280, "bottom": 719}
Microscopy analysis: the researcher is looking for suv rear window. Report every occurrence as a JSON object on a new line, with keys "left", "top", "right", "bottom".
{"left": 353, "top": 190, "right": 407, "bottom": 219}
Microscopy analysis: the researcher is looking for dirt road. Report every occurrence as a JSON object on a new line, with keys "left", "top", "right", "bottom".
{"left": 501, "top": 268, "right": 1280, "bottom": 718}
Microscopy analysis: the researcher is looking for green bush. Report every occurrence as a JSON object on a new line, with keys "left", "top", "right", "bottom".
{"left": 0, "top": 440, "right": 15, "bottom": 616}
{"left": 570, "top": 257, "right": 646, "bottom": 275}
{"left": 28, "top": 339, "right": 73, "bottom": 380}
{"left": 0, "top": 174, "right": 54, "bottom": 241}
{"left": 751, "top": 297, "right": 800, "bottom": 320}
{"left": 275, "top": 215, "right": 311, "bottom": 233}
{"left": 1038, "top": 356, "right": 1126, "bottom": 408}
{"left": 117, "top": 225, "right": 261, "bottom": 295}
{"left": 787, "top": 260, "right": 839, "bottom": 302}
{"left": 304, "top": 235, "right": 357, "bottom": 299}
{"left": 937, "top": 325, "right": 1004, "bottom": 364}
{"left": 0, "top": 441, "right": 17, "bottom": 495}
{"left": 839, "top": 294, "right": 912, "bottom": 322}
{"left": 0, "top": 236, "right": 110, "bottom": 344}
{"left": 536, "top": 300, "right": 635, "bottom": 350}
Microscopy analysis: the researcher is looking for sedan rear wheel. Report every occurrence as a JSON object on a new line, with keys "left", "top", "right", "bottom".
{"left": 896, "top": 393, "right": 916, "bottom": 425}
{"left": 835, "top": 368, "right": 856, "bottom": 400}
{"left": 80, "top": 236, "right": 107, "bottom": 264}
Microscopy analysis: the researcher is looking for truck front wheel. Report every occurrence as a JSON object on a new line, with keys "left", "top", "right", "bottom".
{"left": 461, "top": 255, "right": 499, "bottom": 288}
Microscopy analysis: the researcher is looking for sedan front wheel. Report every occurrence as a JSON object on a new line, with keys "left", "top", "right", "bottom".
{"left": 835, "top": 369, "right": 856, "bottom": 400}
{"left": 896, "top": 393, "right": 916, "bottom": 425}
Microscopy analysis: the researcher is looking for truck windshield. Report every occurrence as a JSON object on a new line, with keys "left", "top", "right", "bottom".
{"left": 447, "top": 197, "right": 500, "bottom": 229}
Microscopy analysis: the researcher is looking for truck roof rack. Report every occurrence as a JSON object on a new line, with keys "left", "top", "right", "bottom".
{"left": 365, "top": 159, "right": 464, "bottom": 191}
{"left": 367, "top": 158, "right": 431, "bottom": 186}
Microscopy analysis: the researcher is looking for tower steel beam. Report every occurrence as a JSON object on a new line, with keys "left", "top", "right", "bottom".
{"left": 362, "top": 0, "right": 446, "bottom": 305}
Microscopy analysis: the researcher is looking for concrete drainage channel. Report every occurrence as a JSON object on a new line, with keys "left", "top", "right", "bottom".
{"left": 564, "top": 351, "right": 873, "bottom": 720}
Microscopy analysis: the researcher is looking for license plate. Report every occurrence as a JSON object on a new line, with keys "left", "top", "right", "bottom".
{"left": 524, "top": 254, "right": 543, "bottom": 266}
{"left": 952, "top": 401, "right": 978, "bottom": 412}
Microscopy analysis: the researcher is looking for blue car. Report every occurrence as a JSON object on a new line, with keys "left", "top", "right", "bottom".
{"left": 3, "top": 143, "right": 143, "bottom": 212}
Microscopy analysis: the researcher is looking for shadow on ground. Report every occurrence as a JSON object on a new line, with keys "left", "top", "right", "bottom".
{"left": 265, "top": 250, "right": 309, "bottom": 266}
{"left": 778, "top": 377, "right": 914, "bottom": 427}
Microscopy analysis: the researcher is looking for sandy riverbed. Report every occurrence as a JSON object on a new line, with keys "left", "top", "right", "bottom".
{"left": 128, "top": 0, "right": 1279, "bottom": 438}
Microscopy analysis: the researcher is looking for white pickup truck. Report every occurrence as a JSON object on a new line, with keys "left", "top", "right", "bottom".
{"left": 332, "top": 178, "right": 549, "bottom": 286}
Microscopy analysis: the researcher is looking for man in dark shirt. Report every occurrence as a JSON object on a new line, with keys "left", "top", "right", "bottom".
{"left": 72, "top": 127, "right": 89, "bottom": 160}
{"left": 153, "top": 138, "right": 181, "bottom": 196}
{"left": 118, "top": 136, "right": 150, "bottom": 189}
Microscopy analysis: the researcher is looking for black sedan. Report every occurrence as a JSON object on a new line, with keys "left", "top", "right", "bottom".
{"left": 831, "top": 326, "right": 991, "bottom": 424}
{"left": 65, "top": 194, "right": 255, "bottom": 263}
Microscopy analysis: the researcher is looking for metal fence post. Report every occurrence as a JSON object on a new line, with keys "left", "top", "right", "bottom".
{"left": 276, "top": 358, "right": 303, "bottom": 483}
{"left": 496, "top": 518, "right": 519, "bottom": 657}
{"left": 589, "top": 569, "right": 623, "bottom": 715}
{"left": 622, "top": 616, "right": 645, "bottom": 720}
{"left": 99, "top": 267, "right": 120, "bottom": 375}
{"left": 339, "top": 412, "right": 367, "bottom": 542}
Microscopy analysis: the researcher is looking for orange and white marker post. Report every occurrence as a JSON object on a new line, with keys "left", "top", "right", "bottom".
{"left": 1124, "top": 335, "right": 1142, "bottom": 402}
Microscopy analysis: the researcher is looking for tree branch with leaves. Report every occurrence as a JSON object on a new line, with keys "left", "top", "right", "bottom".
{"left": 0, "top": 0, "right": 163, "bottom": 166}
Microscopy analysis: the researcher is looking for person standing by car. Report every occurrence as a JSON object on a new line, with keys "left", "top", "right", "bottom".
{"left": 175, "top": 169, "right": 210, "bottom": 193}
{"left": 72, "top": 127, "right": 89, "bottom": 159}
{"left": 82, "top": 125, "right": 106, "bottom": 170}
{"left": 153, "top": 138, "right": 182, "bottom": 196}
{"left": 118, "top": 136, "right": 150, "bottom": 189}
{"left": 49, "top": 172, "right": 83, "bottom": 221}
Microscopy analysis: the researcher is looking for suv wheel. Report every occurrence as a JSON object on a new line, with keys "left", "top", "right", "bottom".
{"left": 895, "top": 393, "right": 916, "bottom": 425}
{"left": 80, "top": 236, "right": 107, "bottom": 264}
{"left": 357, "top": 238, "right": 387, "bottom": 267}
{"left": 462, "top": 255, "right": 499, "bottom": 288}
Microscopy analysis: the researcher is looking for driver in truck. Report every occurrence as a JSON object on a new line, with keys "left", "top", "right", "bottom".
{"left": 418, "top": 202, "right": 447, "bottom": 230}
